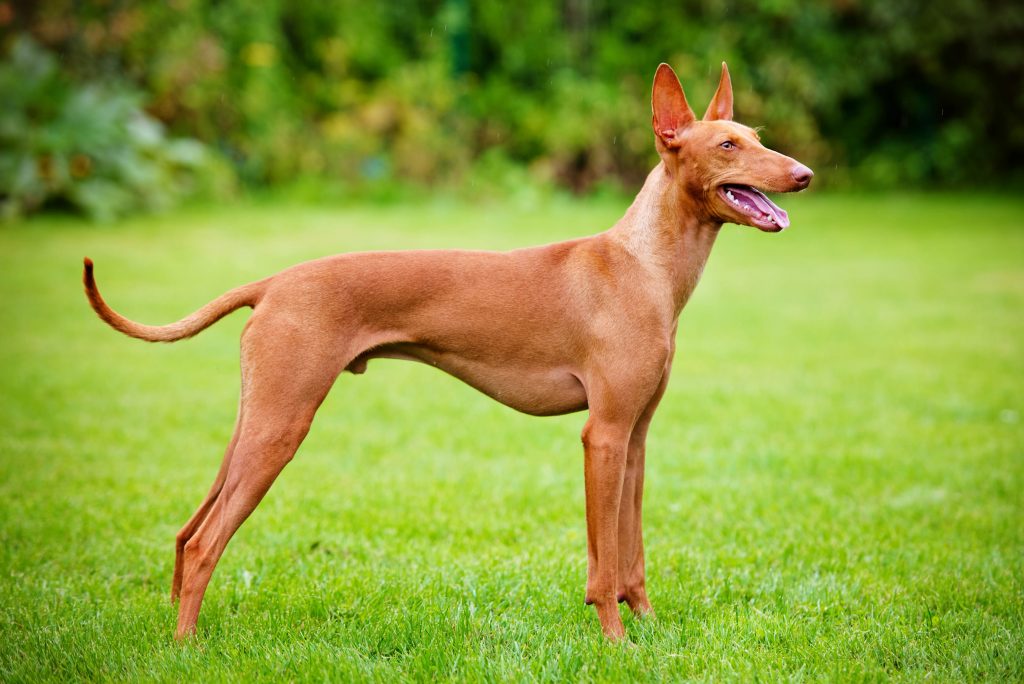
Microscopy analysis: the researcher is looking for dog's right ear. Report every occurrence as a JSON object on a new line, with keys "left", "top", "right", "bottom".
{"left": 652, "top": 63, "right": 695, "bottom": 147}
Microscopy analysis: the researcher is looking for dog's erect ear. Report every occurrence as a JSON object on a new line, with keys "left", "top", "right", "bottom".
{"left": 652, "top": 63, "right": 695, "bottom": 146}
{"left": 703, "top": 62, "right": 734, "bottom": 121}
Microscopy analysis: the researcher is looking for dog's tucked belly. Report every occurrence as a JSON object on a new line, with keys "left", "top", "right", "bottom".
{"left": 346, "top": 343, "right": 588, "bottom": 416}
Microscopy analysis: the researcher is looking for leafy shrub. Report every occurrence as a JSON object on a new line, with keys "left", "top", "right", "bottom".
{"left": 7, "top": 0, "right": 1022, "bottom": 195}
{"left": 0, "top": 37, "right": 234, "bottom": 221}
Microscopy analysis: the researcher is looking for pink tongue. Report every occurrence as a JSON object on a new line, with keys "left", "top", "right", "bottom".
{"left": 734, "top": 187, "right": 789, "bottom": 228}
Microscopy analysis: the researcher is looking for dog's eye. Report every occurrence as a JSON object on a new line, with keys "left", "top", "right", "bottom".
{"left": 720, "top": 140, "right": 735, "bottom": 150}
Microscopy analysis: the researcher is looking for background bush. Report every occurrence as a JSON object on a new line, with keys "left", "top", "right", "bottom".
{"left": 1, "top": 0, "right": 1022, "bottom": 216}
{"left": 0, "top": 36, "right": 233, "bottom": 220}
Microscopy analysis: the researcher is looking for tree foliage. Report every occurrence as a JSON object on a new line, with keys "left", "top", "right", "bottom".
{"left": 0, "top": 36, "right": 232, "bottom": 220}
{"left": 3, "top": 0, "right": 1021, "bottom": 203}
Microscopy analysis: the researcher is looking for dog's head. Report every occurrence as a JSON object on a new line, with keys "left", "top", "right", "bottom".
{"left": 652, "top": 63, "right": 812, "bottom": 231}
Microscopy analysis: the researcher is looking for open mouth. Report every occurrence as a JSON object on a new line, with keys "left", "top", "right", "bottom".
{"left": 718, "top": 185, "right": 790, "bottom": 231}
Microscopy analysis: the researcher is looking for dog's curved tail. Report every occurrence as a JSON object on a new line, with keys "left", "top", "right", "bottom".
{"left": 83, "top": 257, "right": 266, "bottom": 343}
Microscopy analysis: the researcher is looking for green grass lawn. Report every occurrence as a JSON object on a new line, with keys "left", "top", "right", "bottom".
{"left": 1, "top": 192, "right": 1022, "bottom": 681}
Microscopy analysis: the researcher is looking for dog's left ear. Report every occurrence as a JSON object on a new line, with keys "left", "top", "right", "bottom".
{"left": 703, "top": 62, "right": 734, "bottom": 121}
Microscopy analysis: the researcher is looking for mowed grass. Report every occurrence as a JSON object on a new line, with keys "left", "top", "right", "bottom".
{"left": 0, "top": 192, "right": 1022, "bottom": 682}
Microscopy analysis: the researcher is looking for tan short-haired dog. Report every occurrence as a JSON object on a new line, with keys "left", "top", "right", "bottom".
{"left": 85, "top": 62, "right": 812, "bottom": 641}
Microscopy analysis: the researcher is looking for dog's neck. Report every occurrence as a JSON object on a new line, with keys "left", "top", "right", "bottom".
{"left": 608, "top": 162, "right": 721, "bottom": 316}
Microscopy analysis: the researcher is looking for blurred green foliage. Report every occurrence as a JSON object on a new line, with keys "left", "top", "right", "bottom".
{"left": 2, "top": 0, "right": 1022, "bottom": 215}
{"left": 0, "top": 36, "right": 233, "bottom": 220}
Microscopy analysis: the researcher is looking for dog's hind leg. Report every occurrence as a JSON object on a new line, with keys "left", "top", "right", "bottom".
{"left": 171, "top": 400, "right": 242, "bottom": 603}
{"left": 173, "top": 322, "right": 343, "bottom": 639}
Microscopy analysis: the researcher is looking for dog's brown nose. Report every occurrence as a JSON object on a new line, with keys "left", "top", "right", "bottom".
{"left": 791, "top": 164, "right": 813, "bottom": 188}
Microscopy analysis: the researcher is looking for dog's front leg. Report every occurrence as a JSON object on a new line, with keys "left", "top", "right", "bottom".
{"left": 581, "top": 415, "right": 632, "bottom": 640}
{"left": 616, "top": 362, "right": 671, "bottom": 617}
{"left": 615, "top": 419, "right": 656, "bottom": 618}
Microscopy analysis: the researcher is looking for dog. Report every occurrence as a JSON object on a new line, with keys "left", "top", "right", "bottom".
{"left": 83, "top": 62, "right": 812, "bottom": 641}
